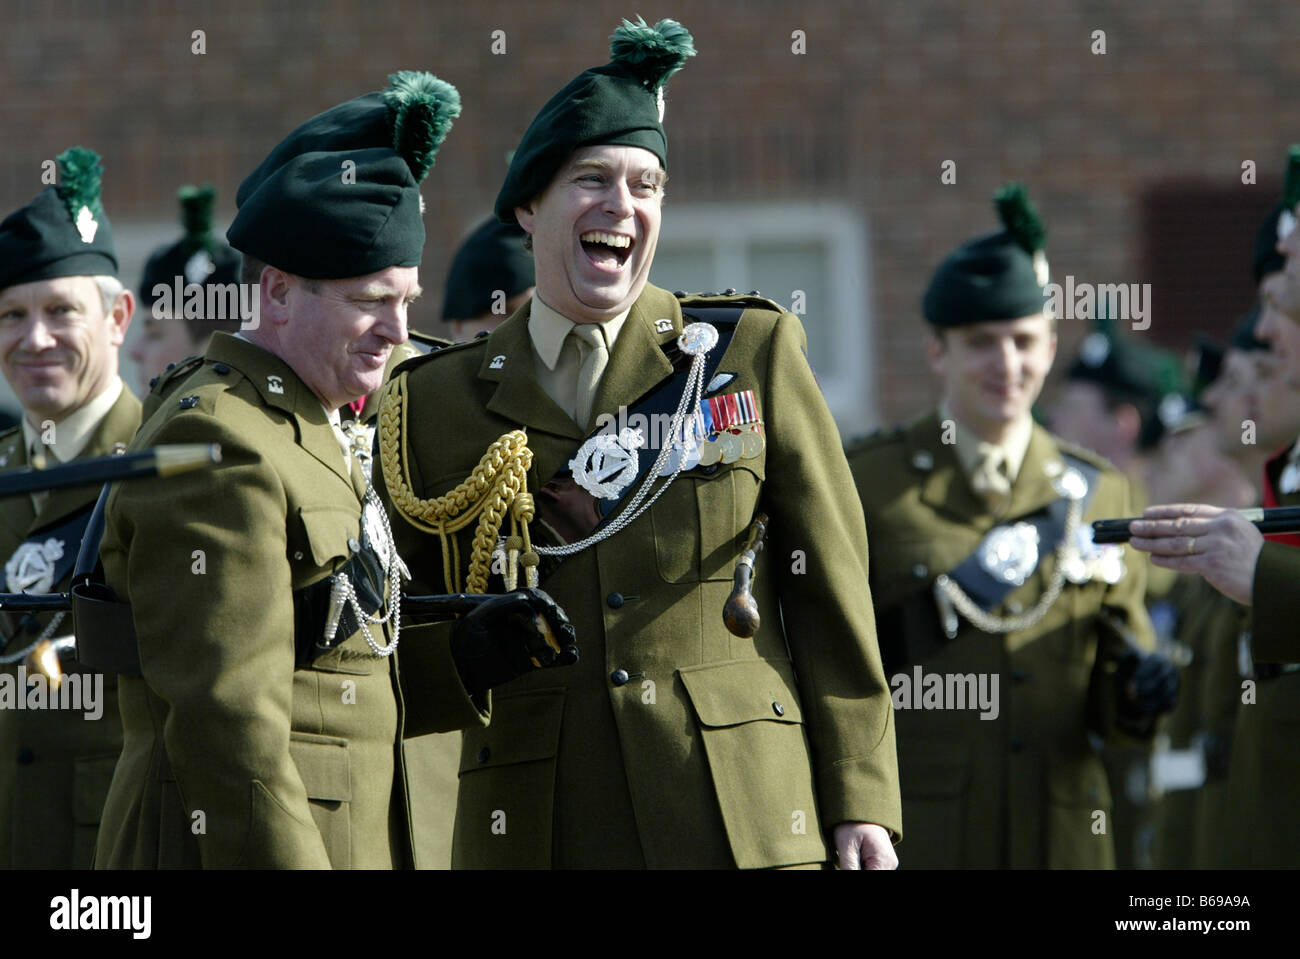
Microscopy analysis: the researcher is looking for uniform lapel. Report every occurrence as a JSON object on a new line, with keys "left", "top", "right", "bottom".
{"left": 481, "top": 305, "right": 586, "bottom": 441}
{"left": 0, "top": 435, "right": 35, "bottom": 563}
{"left": 912, "top": 411, "right": 990, "bottom": 523}
{"left": 586, "top": 289, "right": 676, "bottom": 432}
{"left": 31, "top": 386, "right": 143, "bottom": 534}
{"left": 208, "top": 334, "right": 356, "bottom": 495}
{"left": 1002, "top": 425, "right": 1065, "bottom": 520}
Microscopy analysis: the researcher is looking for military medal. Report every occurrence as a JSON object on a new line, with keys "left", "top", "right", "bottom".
{"left": 698, "top": 388, "right": 764, "bottom": 466}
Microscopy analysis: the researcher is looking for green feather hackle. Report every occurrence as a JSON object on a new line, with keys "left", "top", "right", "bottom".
{"left": 55, "top": 146, "right": 105, "bottom": 221}
{"left": 384, "top": 70, "right": 462, "bottom": 183}
{"left": 178, "top": 184, "right": 217, "bottom": 241}
{"left": 610, "top": 16, "right": 696, "bottom": 90}
{"left": 1283, "top": 145, "right": 1300, "bottom": 210}
{"left": 993, "top": 182, "right": 1047, "bottom": 254}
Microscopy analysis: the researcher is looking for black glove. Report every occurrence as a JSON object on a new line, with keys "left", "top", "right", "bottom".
{"left": 1116, "top": 649, "right": 1180, "bottom": 721}
{"left": 449, "top": 587, "right": 578, "bottom": 694}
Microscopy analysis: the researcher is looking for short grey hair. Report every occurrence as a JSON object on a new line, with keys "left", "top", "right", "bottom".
{"left": 93, "top": 275, "right": 125, "bottom": 315}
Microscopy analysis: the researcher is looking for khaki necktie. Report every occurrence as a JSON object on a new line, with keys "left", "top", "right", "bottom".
{"left": 570, "top": 323, "right": 609, "bottom": 427}
{"left": 971, "top": 442, "right": 1011, "bottom": 511}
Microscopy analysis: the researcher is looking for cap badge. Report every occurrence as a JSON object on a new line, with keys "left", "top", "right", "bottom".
{"left": 75, "top": 205, "right": 98, "bottom": 244}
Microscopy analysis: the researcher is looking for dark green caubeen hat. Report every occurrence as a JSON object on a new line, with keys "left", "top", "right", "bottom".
{"left": 0, "top": 147, "right": 118, "bottom": 292}
{"left": 1256, "top": 145, "right": 1300, "bottom": 283}
{"left": 140, "top": 185, "right": 242, "bottom": 311}
{"left": 923, "top": 183, "right": 1050, "bottom": 328}
{"left": 228, "top": 71, "right": 460, "bottom": 280}
{"left": 441, "top": 216, "right": 534, "bottom": 321}
{"left": 494, "top": 17, "right": 695, "bottom": 223}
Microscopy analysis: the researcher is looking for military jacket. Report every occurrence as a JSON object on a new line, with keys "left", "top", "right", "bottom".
{"left": 1251, "top": 443, "right": 1300, "bottom": 664}
{"left": 845, "top": 410, "right": 1156, "bottom": 868}
{"left": 1218, "top": 453, "right": 1300, "bottom": 866}
{"left": 376, "top": 284, "right": 902, "bottom": 868}
{"left": 95, "top": 334, "right": 483, "bottom": 869}
{"left": 0, "top": 386, "right": 141, "bottom": 867}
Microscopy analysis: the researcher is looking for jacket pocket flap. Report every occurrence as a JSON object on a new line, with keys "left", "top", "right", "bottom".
{"left": 459, "top": 689, "right": 566, "bottom": 774}
{"left": 679, "top": 658, "right": 804, "bottom": 727}
{"left": 297, "top": 505, "right": 358, "bottom": 569}
{"left": 289, "top": 733, "right": 352, "bottom": 802}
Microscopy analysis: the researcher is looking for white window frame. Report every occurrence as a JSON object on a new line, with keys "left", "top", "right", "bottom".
{"left": 654, "top": 201, "right": 878, "bottom": 435}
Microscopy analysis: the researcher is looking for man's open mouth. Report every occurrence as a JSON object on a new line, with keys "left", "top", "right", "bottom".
{"left": 580, "top": 230, "right": 634, "bottom": 269}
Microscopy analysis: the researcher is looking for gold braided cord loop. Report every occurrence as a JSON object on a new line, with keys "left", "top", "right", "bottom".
{"left": 378, "top": 373, "right": 534, "bottom": 593}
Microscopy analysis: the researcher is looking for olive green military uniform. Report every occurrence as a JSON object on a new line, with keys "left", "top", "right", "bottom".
{"left": 376, "top": 285, "right": 902, "bottom": 868}
{"left": 846, "top": 411, "right": 1156, "bottom": 868}
{"left": 367, "top": 333, "right": 463, "bottom": 871}
{"left": 0, "top": 386, "right": 141, "bottom": 867}
{"left": 1149, "top": 574, "right": 1245, "bottom": 867}
{"left": 95, "top": 335, "right": 483, "bottom": 868}
{"left": 1215, "top": 446, "right": 1300, "bottom": 867}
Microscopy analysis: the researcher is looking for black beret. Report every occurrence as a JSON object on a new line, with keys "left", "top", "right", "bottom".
{"left": 140, "top": 185, "right": 241, "bottom": 311}
{"left": 923, "top": 183, "right": 1050, "bottom": 328}
{"left": 441, "top": 217, "right": 535, "bottom": 321}
{"left": 495, "top": 18, "right": 694, "bottom": 222}
{"left": 227, "top": 71, "right": 460, "bottom": 280}
{"left": 0, "top": 147, "right": 118, "bottom": 292}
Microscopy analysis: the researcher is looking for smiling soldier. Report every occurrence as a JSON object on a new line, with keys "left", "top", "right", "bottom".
{"left": 377, "top": 17, "right": 901, "bottom": 869}
{"left": 89, "top": 73, "right": 573, "bottom": 870}
{"left": 845, "top": 185, "right": 1177, "bottom": 869}
{"left": 0, "top": 147, "right": 142, "bottom": 868}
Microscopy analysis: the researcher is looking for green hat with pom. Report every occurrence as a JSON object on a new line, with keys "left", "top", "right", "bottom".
{"left": 922, "top": 182, "right": 1051, "bottom": 327}
{"left": 228, "top": 70, "right": 461, "bottom": 279}
{"left": 441, "top": 216, "right": 535, "bottom": 321}
{"left": 0, "top": 146, "right": 119, "bottom": 292}
{"left": 139, "top": 184, "right": 242, "bottom": 312}
{"left": 494, "top": 17, "right": 696, "bottom": 222}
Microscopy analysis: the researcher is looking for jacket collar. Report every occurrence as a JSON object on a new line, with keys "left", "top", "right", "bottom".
{"left": 908, "top": 409, "right": 1067, "bottom": 524}
{"left": 477, "top": 285, "right": 682, "bottom": 439}
{"left": 207, "top": 334, "right": 354, "bottom": 494}
{"left": 31, "top": 385, "right": 143, "bottom": 533}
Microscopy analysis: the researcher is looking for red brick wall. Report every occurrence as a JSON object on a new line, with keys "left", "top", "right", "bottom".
{"left": 3, "top": 0, "right": 1296, "bottom": 425}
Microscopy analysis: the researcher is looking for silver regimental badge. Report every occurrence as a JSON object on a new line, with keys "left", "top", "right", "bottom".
{"left": 570, "top": 427, "right": 644, "bottom": 500}
{"left": 979, "top": 522, "right": 1040, "bottom": 587}
{"left": 679, "top": 322, "right": 718, "bottom": 357}
{"left": 1053, "top": 466, "right": 1089, "bottom": 501}
{"left": 1279, "top": 208, "right": 1296, "bottom": 242}
{"left": 75, "top": 206, "right": 98, "bottom": 244}
{"left": 6, "top": 538, "right": 65, "bottom": 593}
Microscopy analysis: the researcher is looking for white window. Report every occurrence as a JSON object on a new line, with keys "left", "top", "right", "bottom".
{"left": 650, "top": 202, "right": 877, "bottom": 436}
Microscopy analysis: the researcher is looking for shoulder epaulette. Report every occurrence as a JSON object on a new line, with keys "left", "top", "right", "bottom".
{"left": 844, "top": 425, "right": 904, "bottom": 455}
{"left": 391, "top": 334, "right": 486, "bottom": 375}
{"left": 409, "top": 329, "right": 454, "bottom": 351}
{"left": 673, "top": 289, "right": 788, "bottom": 314}
{"left": 148, "top": 354, "right": 205, "bottom": 398}
{"left": 1053, "top": 435, "right": 1120, "bottom": 474}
